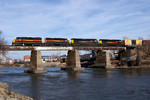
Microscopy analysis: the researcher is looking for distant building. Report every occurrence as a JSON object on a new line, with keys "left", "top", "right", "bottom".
{"left": 80, "top": 54, "right": 93, "bottom": 61}
{"left": 42, "top": 55, "right": 52, "bottom": 62}
{"left": 51, "top": 55, "right": 60, "bottom": 62}
{"left": 60, "top": 54, "right": 67, "bottom": 63}
{"left": 24, "top": 55, "right": 60, "bottom": 63}
{"left": 6, "top": 59, "right": 13, "bottom": 64}
{"left": 60, "top": 54, "right": 67, "bottom": 58}
{"left": 24, "top": 55, "right": 31, "bottom": 62}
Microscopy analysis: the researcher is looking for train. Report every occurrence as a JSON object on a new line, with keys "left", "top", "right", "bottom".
{"left": 12, "top": 37, "right": 149, "bottom": 47}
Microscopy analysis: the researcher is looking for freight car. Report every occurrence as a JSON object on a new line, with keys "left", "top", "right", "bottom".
{"left": 71, "top": 38, "right": 98, "bottom": 46}
{"left": 12, "top": 37, "right": 42, "bottom": 46}
{"left": 45, "top": 38, "right": 69, "bottom": 46}
{"left": 99, "top": 39, "right": 122, "bottom": 46}
{"left": 142, "top": 40, "right": 150, "bottom": 46}
{"left": 122, "top": 39, "right": 142, "bottom": 46}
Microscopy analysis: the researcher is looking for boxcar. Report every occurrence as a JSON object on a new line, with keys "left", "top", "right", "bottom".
{"left": 122, "top": 39, "right": 132, "bottom": 46}
{"left": 142, "top": 40, "right": 150, "bottom": 46}
{"left": 132, "top": 40, "right": 142, "bottom": 46}
{"left": 122, "top": 39, "right": 142, "bottom": 46}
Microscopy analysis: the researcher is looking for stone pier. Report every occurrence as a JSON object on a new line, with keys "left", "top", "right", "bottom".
{"left": 24, "top": 50, "right": 47, "bottom": 73}
{"left": 136, "top": 47, "right": 142, "bottom": 65}
{"left": 118, "top": 48, "right": 137, "bottom": 60}
{"left": 61, "top": 50, "right": 84, "bottom": 71}
{"left": 95, "top": 50, "right": 114, "bottom": 68}
{"left": 118, "top": 47, "right": 143, "bottom": 65}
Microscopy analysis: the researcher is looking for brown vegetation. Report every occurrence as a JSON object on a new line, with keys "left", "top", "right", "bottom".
{"left": 0, "top": 31, "right": 7, "bottom": 51}
{"left": 0, "top": 31, "right": 7, "bottom": 63}
{"left": 138, "top": 46, "right": 150, "bottom": 60}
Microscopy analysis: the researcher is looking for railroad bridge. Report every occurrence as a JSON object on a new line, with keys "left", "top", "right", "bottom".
{"left": 4, "top": 45, "right": 130, "bottom": 73}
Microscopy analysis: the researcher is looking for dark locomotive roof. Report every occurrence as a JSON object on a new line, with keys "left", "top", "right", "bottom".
{"left": 16, "top": 37, "right": 42, "bottom": 40}
{"left": 71, "top": 38, "right": 97, "bottom": 40}
{"left": 45, "top": 38, "right": 68, "bottom": 40}
{"left": 99, "top": 39, "right": 121, "bottom": 41}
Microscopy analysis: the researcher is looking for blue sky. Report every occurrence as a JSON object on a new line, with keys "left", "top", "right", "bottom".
{"left": 0, "top": 0, "right": 150, "bottom": 59}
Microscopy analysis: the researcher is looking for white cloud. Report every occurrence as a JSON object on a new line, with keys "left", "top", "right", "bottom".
{"left": 0, "top": 0, "right": 150, "bottom": 59}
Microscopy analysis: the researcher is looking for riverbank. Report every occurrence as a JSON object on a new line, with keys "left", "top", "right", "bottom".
{"left": 0, "top": 82, "right": 33, "bottom": 100}
{"left": 0, "top": 62, "right": 66, "bottom": 67}
{"left": 1, "top": 60, "right": 150, "bottom": 69}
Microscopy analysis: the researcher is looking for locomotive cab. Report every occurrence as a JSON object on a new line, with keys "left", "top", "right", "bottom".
{"left": 12, "top": 39, "right": 16, "bottom": 45}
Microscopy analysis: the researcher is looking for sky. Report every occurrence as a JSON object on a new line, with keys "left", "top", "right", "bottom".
{"left": 0, "top": 0, "right": 150, "bottom": 59}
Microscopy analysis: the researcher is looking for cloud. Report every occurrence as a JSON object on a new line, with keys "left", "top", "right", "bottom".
{"left": 0, "top": 0, "right": 150, "bottom": 59}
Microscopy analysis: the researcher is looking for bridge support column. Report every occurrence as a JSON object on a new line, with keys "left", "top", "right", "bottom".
{"left": 136, "top": 47, "right": 142, "bottom": 65}
{"left": 24, "top": 50, "right": 47, "bottom": 73}
{"left": 118, "top": 47, "right": 143, "bottom": 66}
{"left": 118, "top": 49, "right": 134, "bottom": 60}
{"left": 95, "top": 50, "right": 114, "bottom": 68}
{"left": 61, "top": 50, "right": 84, "bottom": 71}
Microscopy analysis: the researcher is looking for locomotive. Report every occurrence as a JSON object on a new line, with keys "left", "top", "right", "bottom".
{"left": 71, "top": 38, "right": 98, "bottom": 46}
{"left": 12, "top": 37, "right": 146, "bottom": 47}
{"left": 45, "top": 38, "right": 69, "bottom": 46}
{"left": 12, "top": 37, "right": 42, "bottom": 46}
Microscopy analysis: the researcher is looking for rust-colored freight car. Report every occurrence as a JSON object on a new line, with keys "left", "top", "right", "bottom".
{"left": 143, "top": 40, "right": 150, "bottom": 46}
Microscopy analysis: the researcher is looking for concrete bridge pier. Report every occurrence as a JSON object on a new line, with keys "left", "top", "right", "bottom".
{"left": 118, "top": 47, "right": 143, "bottom": 65}
{"left": 61, "top": 50, "right": 84, "bottom": 71}
{"left": 118, "top": 49, "right": 134, "bottom": 60}
{"left": 136, "top": 47, "right": 142, "bottom": 65}
{"left": 24, "top": 50, "right": 47, "bottom": 73}
{"left": 95, "top": 50, "right": 114, "bottom": 68}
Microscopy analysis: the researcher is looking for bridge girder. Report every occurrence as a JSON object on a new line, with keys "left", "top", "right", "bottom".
{"left": 5, "top": 46, "right": 126, "bottom": 51}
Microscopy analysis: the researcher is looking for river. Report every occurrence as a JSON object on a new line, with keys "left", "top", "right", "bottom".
{"left": 0, "top": 67, "right": 150, "bottom": 100}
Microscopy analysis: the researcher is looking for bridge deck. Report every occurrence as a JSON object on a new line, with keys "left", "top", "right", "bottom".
{"left": 5, "top": 46, "right": 126, "bottom": 51}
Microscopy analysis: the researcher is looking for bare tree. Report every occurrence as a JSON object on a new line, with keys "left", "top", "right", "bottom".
{"left": 138, "top": 36, "right": 143, "bottom": 40}
{"left": 122, "top": 36, "right": 129, "bottom": 39}
{"left": 0, "top": 31, "right": 7, "bottom": 57}
{"left": 148, "top": 35, "right": 150, "bottom": 40}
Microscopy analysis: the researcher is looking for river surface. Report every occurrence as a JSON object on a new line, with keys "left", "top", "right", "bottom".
{"left": 0, "top": 67, "right": 150, "bottom": 100}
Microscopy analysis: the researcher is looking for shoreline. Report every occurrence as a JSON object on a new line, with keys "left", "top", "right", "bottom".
{"left": 0, "top": 82, "right": 33, "bottom": 100}
{"left": 1, "top": 64, "right": 150, "bottom": 69}
{"left": 0, "top": 62, "right": 66, "bottom": 68}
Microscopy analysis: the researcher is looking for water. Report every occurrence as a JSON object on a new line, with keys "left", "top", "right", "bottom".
{"left": 0, "top": 67, "right": 150, "bottom": 100}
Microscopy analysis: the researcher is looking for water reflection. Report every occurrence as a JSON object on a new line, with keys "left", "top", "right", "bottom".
{"left": 91, "top": 68, "right": 113, "bottom": 78}
{"left": 119, "top": 68, "right": 150, "bottom": 77}
{"left": 67, "top": 71, "right": 81, "bottom": 79}
{"left": 29, "top": 74, "right": 43, "bottom": 100}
